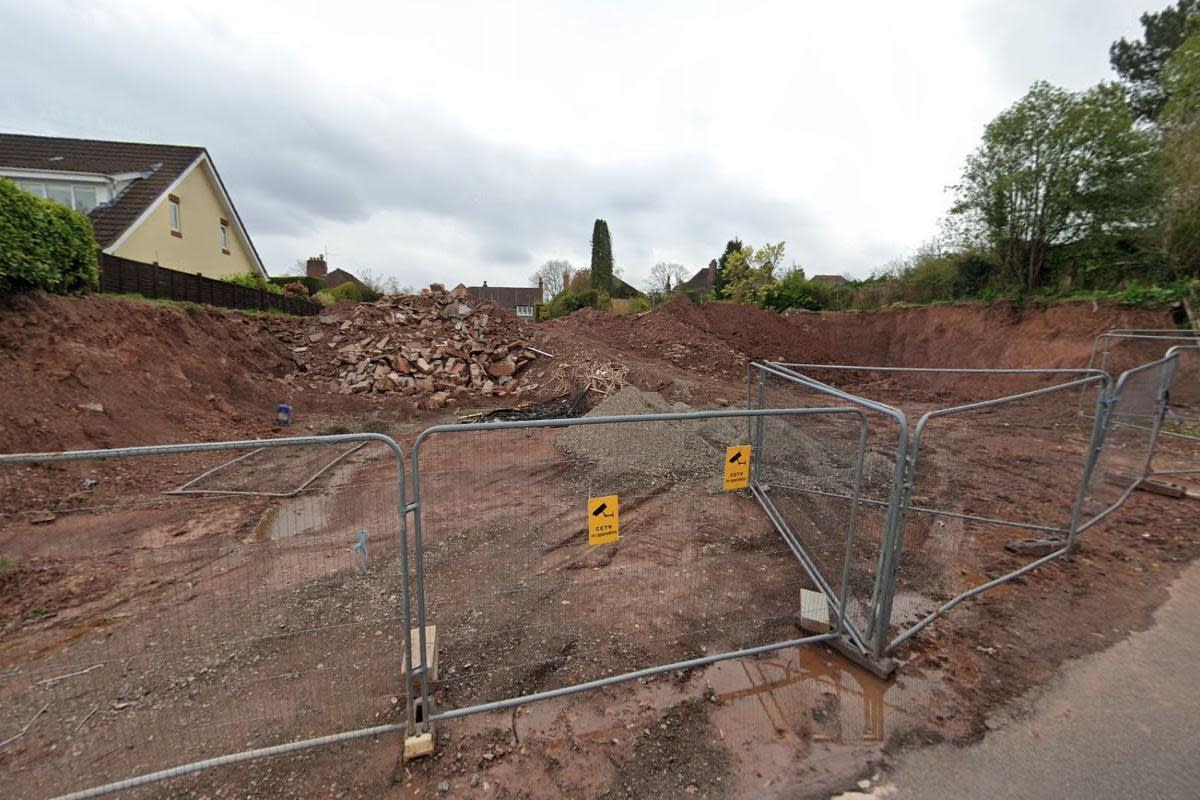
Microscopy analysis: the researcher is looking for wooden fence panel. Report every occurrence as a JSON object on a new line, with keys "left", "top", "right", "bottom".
{"left": 97, "top": 254, "right": 321, "bottom": 316}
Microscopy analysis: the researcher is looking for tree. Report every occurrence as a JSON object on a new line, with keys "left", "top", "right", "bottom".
{"left": 590, "top": 219, "right": 614, "bottom": 294}
{"left": 644, "top": 262, "right": 687, "bottom": 293}
{"left": 713, "top": 239, "right": 743, "bottom": 299}
{"left": 720, "top": 242, "right": 786, "bottom": 305}
{"left": 1161, "top": 30, "right": 1200, "bottom": 275}
{"left": 951, "top": 81, "right": 1160, "bottom": 290}
{"left": 1111, "top": 1, "right": 1200, "bottom": 121}
{"left": 530, "top": 259, "right": 576, "bottom": 301}
{"left": 752, "top": 242, "right": 786, "bottom": 272}
{"left": 357, "top": 268, "right": 404, "bottom": 297}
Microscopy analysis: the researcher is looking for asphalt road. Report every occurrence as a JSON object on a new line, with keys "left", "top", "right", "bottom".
{"left": 873, "top": 559, "right": 1200, "bottom": 800}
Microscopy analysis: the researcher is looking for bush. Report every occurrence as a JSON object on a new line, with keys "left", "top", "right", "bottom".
{"left": 313, "top": 282, "right": 363, "bottom": 306}
{"left": 0, "top": 178, "right": 99, "bottom": 295}
{"left": 905, "top": 256, "right": 958, "bottom": 303}
{"left": 281, "top": 281, "right": 310, "bottom": 298}
{"left": 224, "top": 271, "right": 282, "bottom": 295}
{"left": 546, "top": 288, "right": 605, "bottom": 318}
{"left": 762, "top": 272, "right": 833, "bottom": 311}
{"left": 269, "top": 275, "right": 325, "bottom": 295}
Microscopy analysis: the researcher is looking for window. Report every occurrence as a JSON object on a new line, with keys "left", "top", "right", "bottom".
{"left": 14, "top": 181, "right": 100, "bottom": 212}
{"left": 17, "top": 181, "right": 46, "bottom": 198}
{"left": 46, "top": 185, "right": 73, "bottom": 208}
{"left": 219, "top": 218, "right": 230, "bottom": 253}
{"left": 73, "top": 186, "right": 98, "bottom": 213}
{"left": 168, "top": 195, "right": 181, "bottom": 236}
{"left": 516, "top": 305, "right": 534, "bottom": 317}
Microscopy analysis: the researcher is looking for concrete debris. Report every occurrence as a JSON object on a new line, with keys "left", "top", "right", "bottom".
{"left": 276, "top": 288, "right": 540, "bottom": 405}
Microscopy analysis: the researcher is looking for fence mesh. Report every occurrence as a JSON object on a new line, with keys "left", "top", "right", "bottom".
{"left": 1078, "top": 357, "right": 1178, "bottom": 530}
{"left": 751, "top": 365, "right": 903, "bottom": 646}
{"left": 882, "top": 375, "right": 1102, "bottom": 645}
{"left": 411, "top": 402, "right": 861, "bottom": 717}
{"left": 0, "top": 439, "right": 408, "bottom": 799}
{"left": 1091, "top": 334, "right": 1199, "bottom": 440}
{"left": 760, "top": 364, "right": 1118, "bottom": 650}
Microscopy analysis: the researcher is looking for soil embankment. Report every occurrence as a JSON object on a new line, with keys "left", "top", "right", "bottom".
{"left": 0, "top": 293, "right": 1176, "bottom": 454}
{"left": 791, "top": 301, "right": 1173, "bottom": 368}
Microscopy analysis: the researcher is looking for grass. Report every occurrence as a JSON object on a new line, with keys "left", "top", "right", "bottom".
{"left": 103, "top": 292, "right": 305, "bottom": 318}
{"left": 0, "top": 555, "right": 12, "bottom": 572}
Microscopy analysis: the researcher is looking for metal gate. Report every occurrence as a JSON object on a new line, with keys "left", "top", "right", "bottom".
{"left": 402, "top": 405, "right": 870, "bottom": 736}
{"left": 0, "top": 434, "right": 414, "bottom": 800}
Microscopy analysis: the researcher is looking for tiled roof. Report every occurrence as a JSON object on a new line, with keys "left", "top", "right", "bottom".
{"left": 467, "top": 285, "right": 542, "bottom": 307}
{"left": 681, "top": 265, "right": 716, "bottom": 291}
{"left": 0, "top": 133, "right": 205, "bottom": 247}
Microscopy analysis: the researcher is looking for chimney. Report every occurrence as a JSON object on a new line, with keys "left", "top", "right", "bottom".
{"left": 482, "top": 280, "right": 488, "bottom": 288}
{"left": 306, "top": 255, "right": 327, "bottom": 279}
{"left": 707, "top": 259, "right": 717, "bottom": 284}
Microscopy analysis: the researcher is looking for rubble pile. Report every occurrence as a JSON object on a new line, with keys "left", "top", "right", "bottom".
{"left": 279, "top": 290, "right": 541, "bottom": 409}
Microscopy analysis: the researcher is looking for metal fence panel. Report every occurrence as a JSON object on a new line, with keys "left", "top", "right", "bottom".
{"left": 407, "top": 405, "right": 865, "bottom": 726}
{"left": 884, "top": 374, "right": 1106, "bottom": 649}
{"left": 759, "top": 363, "right": 1128, "bottom": 656}
{"left": 1076, "top": 355, "right": 1180, "bottom": 535}
{"left": 749, "top": 363, "right": 909, "bottom": 655}
{"left": 0, "top": 435, "right": 412, "bottom": 800}
{"left": 1086, "top": 332, "right": 1199, "bottom": 440}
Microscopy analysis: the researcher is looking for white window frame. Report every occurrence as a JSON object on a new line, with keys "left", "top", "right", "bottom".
{"left": 14, "top": 181, "right": 95, "bottom": 211}
{"left": 169, "top": 198, "right": 181, "bottom": 232}
{"left": 219, "top": 221, "right": 229, "bottom": 251}
{"left": 6, "top": 172, "right": 112, "bottom": 212}
{"left": 516, "top": 305, "right": 534, "bottom": 317}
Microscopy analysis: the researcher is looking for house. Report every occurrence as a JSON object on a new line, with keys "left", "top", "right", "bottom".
{"left": 811, "top": 274, "right": 850, "bottom": 286}
{"left": 0, "top": 133, "right": 267, "bottom": 280}
{"left": 466, "top": 280, "right": 542, "bottom": 318}
{"left": 680, "top": 260, "right": 719, "bottom": 295}
{"left": 564, "top": 269, "right": 644, "bottom": 299}
{"left": 304, "top": 256, "right": 366, "bottom": 291}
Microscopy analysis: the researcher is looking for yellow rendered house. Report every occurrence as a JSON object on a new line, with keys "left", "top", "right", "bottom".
{"left": 0, "top": 133, "right": 267, "bottom": 279}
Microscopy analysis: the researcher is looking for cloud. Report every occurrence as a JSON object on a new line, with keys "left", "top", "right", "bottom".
{"left": 0, "top": 1, "right": 834, "bottom": 288}
{"left": 967, "top": 0, "right": 1148, "bottom": 97}
{"left": 0, "top": 0, "right": 1151, "bottom": 289}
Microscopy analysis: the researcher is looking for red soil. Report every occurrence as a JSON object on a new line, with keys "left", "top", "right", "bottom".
{"left": 790, "top": 301, "right": 1175, "bottom": 368}
{"left": 0, "top": 292, "right": 1176, "bottom": 455}
{"left": 0, "top": 292, "right": 368, "bottom": 453}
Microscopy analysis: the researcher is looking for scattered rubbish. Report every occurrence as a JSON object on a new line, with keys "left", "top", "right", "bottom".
{"left": 36, "top": 662, "right": 104, "bottom": 686}
{"left": 0, "top": 703, "right": 48, "bottom": 749}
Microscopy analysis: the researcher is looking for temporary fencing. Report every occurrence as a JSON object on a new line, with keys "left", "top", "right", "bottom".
{"left": 0, "top": 347, "right": 1187, "bottom": 796}
{"left": 0, "top": 435, "right": 413, "bottom": 800}
{"left": 405, "top": 406, "right": 870, "bottom": 731}
{"left": 754, "top": 358, "right": 1179, "bottom": 656}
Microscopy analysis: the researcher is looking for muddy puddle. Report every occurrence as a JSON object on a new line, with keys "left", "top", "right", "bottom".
{"left": 253, "top": 496, "right": 332, "bottom": 540}
{"left": 430, "top": 644, "right": 953, "bottom": 797}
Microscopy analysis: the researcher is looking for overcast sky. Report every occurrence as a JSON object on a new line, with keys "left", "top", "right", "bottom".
{"left": 0, "top": 1, "right": 1153, "bottom": 289}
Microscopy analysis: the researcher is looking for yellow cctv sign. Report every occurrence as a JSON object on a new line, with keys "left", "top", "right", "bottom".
{"left": 587, "top": 495, "right": 620, "bottom": 545}
{"left": 724, "top": 445, "right": 751, "bottom": 490}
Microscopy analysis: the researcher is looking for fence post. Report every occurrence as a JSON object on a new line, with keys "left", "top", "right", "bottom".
{"left": 1067, "top": 377, "right": 1113, "bottom": 548}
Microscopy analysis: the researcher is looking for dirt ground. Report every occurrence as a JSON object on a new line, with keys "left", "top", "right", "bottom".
{"left": 1, "top": 293, "right": 1197, "bottom": 799}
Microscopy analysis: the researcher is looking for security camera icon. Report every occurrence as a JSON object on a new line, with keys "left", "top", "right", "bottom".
{"left": 729, "top": 451, "right": 744, "bottom": 464}
{"left": 592, "top": 502, "right": 615, "bottom": 518}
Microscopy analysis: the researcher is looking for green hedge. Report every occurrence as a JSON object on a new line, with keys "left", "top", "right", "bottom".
{"left": 0, "top": 178, "right": 99, "bottom": 295}
{"left": 223, "top": 271, "right": 283, "bottom": 295}
{"left": 546, "top": 288, "right": 606, "bottom": 318}
{"left": 269, "top": 275, "right": 326, "bottom": 295}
